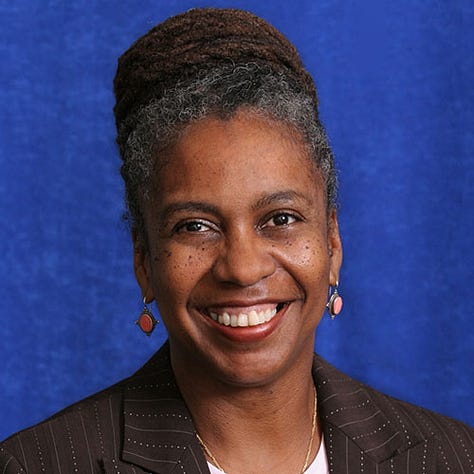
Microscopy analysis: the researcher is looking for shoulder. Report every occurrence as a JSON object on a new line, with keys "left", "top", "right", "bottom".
{"left": 363, "top": 380, "right": 474, "bottom": 471}
{"left": 0, "top": 343, "right": 175, "bottom": 474}
{"left": 313, "top": 353, "right": 474, "bottom": 472}
{"left": 364, "top": 375, "right": 473, "bottom": 439}
{"left": 0, "top": 376, "right": 128, "bottom": 473}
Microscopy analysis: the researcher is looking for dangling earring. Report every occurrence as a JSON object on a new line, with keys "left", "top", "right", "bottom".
{"left": 327, "top": 281, "right": 343, "bottom": 320}
{"left": 136, "top": 297, "right": 158, "bottom": 336}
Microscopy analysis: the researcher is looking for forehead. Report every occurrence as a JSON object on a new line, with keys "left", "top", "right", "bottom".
{"left": 150, "top": 111, "right": 324, "bottom": 209}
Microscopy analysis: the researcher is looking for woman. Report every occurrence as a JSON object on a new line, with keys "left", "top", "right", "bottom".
{"left": 1, "top": 8, "right": 472, "bottom": 474}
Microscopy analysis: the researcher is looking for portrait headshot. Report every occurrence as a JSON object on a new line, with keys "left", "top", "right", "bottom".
{"left": 1, "top": 1, "right": 473, "bottom": 473}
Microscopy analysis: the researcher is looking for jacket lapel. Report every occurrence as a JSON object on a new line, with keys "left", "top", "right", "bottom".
{"left": 313, "top": 355, "right": 435, "bottom": 473}
{"left": 120, "top": 343, "right": 209, "bottom": 474}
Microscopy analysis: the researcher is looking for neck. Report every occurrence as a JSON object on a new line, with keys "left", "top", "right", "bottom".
{"left": 171, "top": 343, "right": 321, "bottom": 474}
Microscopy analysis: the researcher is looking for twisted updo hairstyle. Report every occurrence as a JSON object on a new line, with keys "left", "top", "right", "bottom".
{"left": 114, "top": 8, "right": 337, "bottom": 242}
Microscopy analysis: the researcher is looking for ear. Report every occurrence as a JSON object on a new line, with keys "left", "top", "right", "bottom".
{"left": 327, "top": 209, "right": 343, "bottom": 286}
{"left": 132, "top": 228, "right": 154, "bottom": 303}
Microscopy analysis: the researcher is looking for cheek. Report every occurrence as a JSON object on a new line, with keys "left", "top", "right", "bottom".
{"left": 150, "top": 245, "right": 213, "bottom": 305}
{"left": 278, "top": 234, "right": 330, "bottom": 296}
{"left": 283, "top": 231, "right": 329, "bottom": 269}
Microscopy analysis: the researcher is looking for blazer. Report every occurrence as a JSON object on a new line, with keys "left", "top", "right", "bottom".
{"left": 1, "top": 342, "right": 472, "bottom": 473}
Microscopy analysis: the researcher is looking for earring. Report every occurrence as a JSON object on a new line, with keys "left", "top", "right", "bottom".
{"left": 136, "top": 297, "right": 158, "bottom": 336}
{"left": 327, "top": 282, "right": 343, "bottom": 320}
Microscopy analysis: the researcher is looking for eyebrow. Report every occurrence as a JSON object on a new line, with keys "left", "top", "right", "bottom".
{"left": 251, "top": 190, "right": 312, "bottom": 211}
{"left": 160, "top": 201, "right": 221, "bottom": 223}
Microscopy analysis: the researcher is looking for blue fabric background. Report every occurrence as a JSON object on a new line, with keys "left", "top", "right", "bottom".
{"left": 1, "top": 1, "right": 473, "bottom": 440}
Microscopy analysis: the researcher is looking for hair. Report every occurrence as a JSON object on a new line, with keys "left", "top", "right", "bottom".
{"left": 113, "top": 8, "right": 337, "bottom": 243}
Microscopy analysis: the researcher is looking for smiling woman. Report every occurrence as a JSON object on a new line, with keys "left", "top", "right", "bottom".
{"left": 0, "top": 7, "right": 472, "bottom": 474}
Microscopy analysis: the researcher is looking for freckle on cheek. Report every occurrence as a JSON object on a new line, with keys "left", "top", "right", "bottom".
{"left": 157, "top": 250, "right": 172, "bottom": 261}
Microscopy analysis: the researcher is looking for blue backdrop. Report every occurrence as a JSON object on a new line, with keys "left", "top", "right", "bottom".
{"left": 1, "top": 1, "right": 473, "bottom": 440}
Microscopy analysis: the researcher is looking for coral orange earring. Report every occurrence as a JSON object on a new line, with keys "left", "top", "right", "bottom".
{"left": 136, "top": 297, "right": 158, "bottom": 335}
{"left": 327, "top": 282, "right": 343, "bottom": 320}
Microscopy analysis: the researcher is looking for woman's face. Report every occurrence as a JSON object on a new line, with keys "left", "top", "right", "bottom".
{"left": 135, "top": 111, "right": 342, "bottom": 387}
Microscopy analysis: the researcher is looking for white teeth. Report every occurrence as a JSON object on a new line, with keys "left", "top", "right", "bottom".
{"left": 237, "top": 314, "right": 248, "bottom": 327}
{"left": 208, "top": 306, "right": 281, "bottom": 327}
{"left": 248, "top": 310, "right": 259, "bottom": 326}
{"left": 266, "top": 308, "right": 277, "bottom": 322}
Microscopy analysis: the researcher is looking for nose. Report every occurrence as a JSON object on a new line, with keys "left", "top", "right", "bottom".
{"left": 211, "top": 230, "right": 276, "bottom": 287}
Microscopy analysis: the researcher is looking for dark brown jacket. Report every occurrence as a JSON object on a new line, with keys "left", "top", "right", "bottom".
{"left": 1, "top": 343, "right": 472, "bottom": 473}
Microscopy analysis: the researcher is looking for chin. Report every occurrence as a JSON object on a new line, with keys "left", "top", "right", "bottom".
{"left": 205, "top": 340, "right": 311, "bottom": 389}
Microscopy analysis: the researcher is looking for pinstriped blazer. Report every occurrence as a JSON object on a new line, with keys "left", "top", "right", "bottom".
{"left": 1, "top": 342, "right": 473, "bottom": 473}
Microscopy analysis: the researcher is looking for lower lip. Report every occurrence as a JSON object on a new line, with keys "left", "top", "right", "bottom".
{"left": 202, "top": 304, "right": 290, "bottom": 343}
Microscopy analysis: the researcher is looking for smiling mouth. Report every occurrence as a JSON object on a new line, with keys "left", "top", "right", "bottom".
{"left": 204, "top": 303, "right": 287, "bottom": 328}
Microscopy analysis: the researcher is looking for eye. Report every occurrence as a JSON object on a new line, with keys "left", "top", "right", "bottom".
{"left": 175, "top": 220, "right": 213, "bottom": 233}
{"left": 265, "top": 212, "right": 298, "bottom": 227}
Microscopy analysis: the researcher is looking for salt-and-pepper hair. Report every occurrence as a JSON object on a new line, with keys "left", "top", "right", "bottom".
{"left": 113, "top": 9, "right": 337, "bottom": 241}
